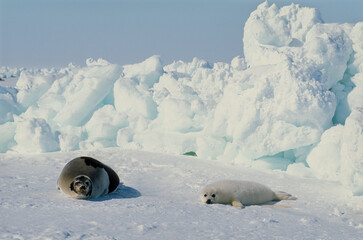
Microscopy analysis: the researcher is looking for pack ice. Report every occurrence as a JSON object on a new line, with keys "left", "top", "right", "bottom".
{"left": 0, "top": 2, "right": 362, "bottom": 195}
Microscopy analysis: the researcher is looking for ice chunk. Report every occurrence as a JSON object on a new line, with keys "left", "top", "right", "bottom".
{"left": 306, "top": 125, "right": 345, "bottom": 180}
{"left": 243, "top": 2, "right": 322, "bottom": 66}
{"left": 0, "top": 86, "right": 19, "bottom": 123}
{"left": 307, "top": 108, "right": 363, "bottom": 195}
{"left": 123, "top": 55, "right": 164, "bottom": 88}
{"left": 86, "top": 58, "right": 111, "bottom": 67}
{"left": 134, "top": 130, "right": 197, "bottom": 155}
{"left": 164, "top": 57, "right": 211, "bottom": 75}
{"left": 251, "top": 156, "right": 293, "bottom": 171}
{"left": 286, "top": 162, "right": 314, "bottom": 178}
{"left": 350, "top": 22, "right": 363, "bottom": 73}
{"left": 152, "top": 60, "right": 226, "bottom": 135}
{"left": 114, "top": 78, "right": 157, "bottom": 119}
{"left": 58, "top": 126, "right": 83, "bottom": 152}
{"left": 196, "top": 136, "right": 226, "bottom": 160}
{"left": 116, "top": 127, "right": 139, "bottom": 150}
{"left": 0, "top": 122, "right": 16, "bottom": 153}
{"left": 347, "top": 73, "right": 363, "bottom": 112}
{"left": 80, "top": 105, "right": 128, "bottom": 149}
{"left": 347, "top": 22, "right": 363, "bottom": 112}
{"left": 16, "top": 69, "right": 60, "bottom": 110}
{"left": 54, "top": 61, "right": 122, "bottom": 126}
{"left": 211, "top": 64, "right": 333, "bottom": 159}
{"left": 0, "top": 66, "right": 24, "bottom": 79}
{"left": 153, "top": 98, "right": 194, "bottom": 132}
{"left": 13, "top": 118, "right": 59, "bottom": 153}
{"left": 230, "top": 56, "right": 247, "bottom": 71}
{"left": 340, "top": 108, "right": 363, "bottom": 195}
{"left": 244, "top": 2, "right": 352, "bottom": 89}
{"left": 226, "top": 1, "right": 353, "bottom": 161}
{"left": 304, "top": 23, "right": 352, "bottom": 89}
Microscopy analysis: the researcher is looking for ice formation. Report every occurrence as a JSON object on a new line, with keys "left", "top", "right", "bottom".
{"left": 0, "top": 2, "right": 362, "bottom": 195}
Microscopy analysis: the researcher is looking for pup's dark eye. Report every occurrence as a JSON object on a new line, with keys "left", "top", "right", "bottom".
{"left": 212, "top": 194, "right": 216, "bottom": 198}
{"left": 204, "top": 194, "right": 207, "bottom": 197}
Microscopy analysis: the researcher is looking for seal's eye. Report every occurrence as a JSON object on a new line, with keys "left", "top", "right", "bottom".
{"left": 212, "top": 194, "right": 216, "bottom": 198}
{"left": 204, "top": 194, "right": 207, "bottom": 197}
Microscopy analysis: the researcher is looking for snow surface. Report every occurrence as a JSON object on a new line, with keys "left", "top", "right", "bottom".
{"left": 0, "top": 149, "right": 362, "bottom": 239}
{"left": 0, "top": 2, "right": 362, "bottom": 237}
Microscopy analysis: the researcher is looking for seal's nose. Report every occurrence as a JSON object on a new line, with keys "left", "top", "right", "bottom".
{"left": 80, "top": 186, "right": 86, "bottom": 191}
{"left": 206, "top": 199, "right": 212, "bottom": 204}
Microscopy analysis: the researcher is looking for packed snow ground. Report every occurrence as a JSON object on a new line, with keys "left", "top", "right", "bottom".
{"left": 0, "top": 149, "right": 362, "bottom": 239}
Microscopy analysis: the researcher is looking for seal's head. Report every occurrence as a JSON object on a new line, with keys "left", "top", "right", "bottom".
{"left": 70, "top": 175, "right": 93, "bottom": 199}
{"left": 200, "top": 187, "right": 218, "bottom": 204}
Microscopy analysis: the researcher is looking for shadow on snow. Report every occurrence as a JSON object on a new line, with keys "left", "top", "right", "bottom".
{"left": 90, "top": 183, "right": 141, "bottom": 202}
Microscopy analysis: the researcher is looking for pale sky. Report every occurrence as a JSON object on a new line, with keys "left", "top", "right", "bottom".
{"left": 1, "top": 0, "right": 362, "bottom": 68}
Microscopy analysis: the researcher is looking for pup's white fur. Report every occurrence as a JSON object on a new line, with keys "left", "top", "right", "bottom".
{"left": 200, "top": 180, "right": 296, "bottom": 208}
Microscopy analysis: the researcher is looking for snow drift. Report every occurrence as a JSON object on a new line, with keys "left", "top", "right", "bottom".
{"left": 0, "top": 2, "right": 362, "bottom": 195}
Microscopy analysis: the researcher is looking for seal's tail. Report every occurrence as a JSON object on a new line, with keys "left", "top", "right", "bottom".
{"left": 273, "top": 191, "right": 297, "bottom": 201}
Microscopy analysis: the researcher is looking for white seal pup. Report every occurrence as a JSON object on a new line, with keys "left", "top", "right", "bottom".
{"left": 57, "top": 156, "right": 120, "bottom": 199}
{"left": 200, "top": 180, "right": 296, "bottom": 208}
